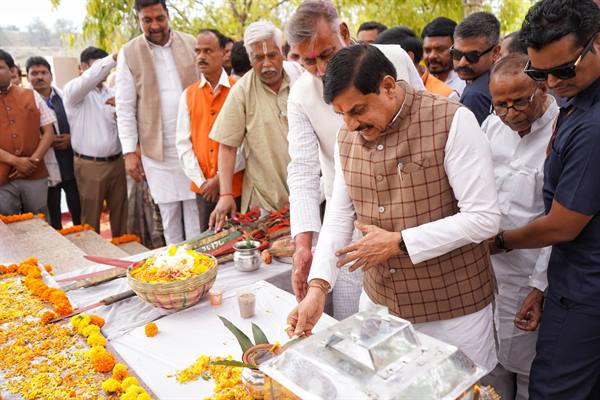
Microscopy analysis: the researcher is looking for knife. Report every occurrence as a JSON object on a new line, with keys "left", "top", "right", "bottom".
{"left": 50, "top": 290, "right": 136, "bottom": 323}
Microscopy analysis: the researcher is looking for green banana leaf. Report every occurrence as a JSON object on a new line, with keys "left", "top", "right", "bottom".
{"left": 218, "top": 316, "right": 254, "bottom": 353}
{"left": 209, "top": 359, "right": 258, "bottom": 370}
{"left": 282, "top": 336, "right": 304, "bottom": 351}
{"left": 251, "top": 322, "right": 270, "bottom": 345}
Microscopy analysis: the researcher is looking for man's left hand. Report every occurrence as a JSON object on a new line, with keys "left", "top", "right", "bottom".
{"left": 199, "top": 176, "right": 220, "bottom": 203}
{"left": 53, "top": 134, "right": 71, "bottom": 150}
{"left": 514, "top": 288, "right": 544, "bottom": 331}
{"left": 336, "top": 221, "right": 402, "bottom": 273}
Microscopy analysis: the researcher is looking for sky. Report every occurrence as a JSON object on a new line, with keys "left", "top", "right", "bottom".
{"left": 0, "top": 0, "right": 87, "bottom": 30}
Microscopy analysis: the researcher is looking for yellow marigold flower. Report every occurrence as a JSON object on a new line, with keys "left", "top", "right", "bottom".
{"left": 91, "top": 351, "right": 116, "bottom": 373}
{"left": 113, "top": 363, "right": 129, "bottom": 381}
{"left": 102, "top": 377, "right": 122, "bottom": 393}
{"left": 81, "top": 324, "right": 101, "bottom": 338}
{"left": 120, "top": 393, "right": 137, "bottom": 400}
{"left": 121, "top": 376, "right": 140, "bottom": 391}
{"left": 137, "top": 393, "right": 152, "bottom": 400}
{"left": 88, "top": 345, "right": 106, "bottom": 359}
{"left": 73, "top": 314, "right": 91, "bottom": 330}
{"left": 87, "top": 333, "right": 107, "bottom": 347}
{"left": 144, "top": 322, "right": 158, "bottom": 337}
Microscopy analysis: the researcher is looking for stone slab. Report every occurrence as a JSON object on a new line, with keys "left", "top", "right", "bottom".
{"left": 64, "top": 230, "right": 129, "bottom": 259}
{"left": 4, "top": 219, "right": 92, "bottom": 274}
{"left": 115, "top": 241, "right": 150, "bottom": 256}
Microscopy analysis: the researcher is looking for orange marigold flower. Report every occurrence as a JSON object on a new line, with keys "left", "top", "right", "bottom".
{"left": 54, "top": 301, "right": 73, "bottom": 316}
{"left": 6, "top": 264, "right": 17, "bottom": 273}
{"left": 144, "top": 322, "right": 158, "bottom": 337}
{"left": 40, "top": 311, "right": 56, "bottom": 325}
{"left": 111, "top": 234, "right": 141, "bottom": 245}
{"left": 91, "top": 351, "right": 116, "bottom": 373}
{"left": 44, "top": 264, "right": 53, "bottom": 275}
{"left": 90, "top": 315, "right": 105, "bottom": 328}
{"left": 112, "top": 363, "right": 129, "bottom": 381}
{"left": 0, "top": 265, "right": 6, "bottom": 274}
{"left": 58, "top": 224, "right": 93, "bottom": 235}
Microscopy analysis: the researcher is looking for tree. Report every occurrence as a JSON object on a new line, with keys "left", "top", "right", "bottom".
{"left": 27, "top": 17, "right": 53, "bottom": 47}
{"left": 50, "top": 0, "right": 532, "bottom": 49}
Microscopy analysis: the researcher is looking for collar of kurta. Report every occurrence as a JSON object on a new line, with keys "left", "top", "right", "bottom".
{"left": 530, "top": 95, "right": 559, "bottom": 135}
{"left": 199, "top": 69, "right": 231, "bottom": 92}
{"left": 0, "top": 82, "right": 12, "bottom": 95}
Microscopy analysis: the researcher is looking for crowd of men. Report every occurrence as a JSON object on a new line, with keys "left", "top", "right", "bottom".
{"left": 1, "top": 0, "right": 600, "bottom": 398}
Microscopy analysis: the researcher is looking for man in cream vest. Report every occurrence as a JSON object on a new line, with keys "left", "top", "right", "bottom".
{"left": 287, "top": 45, "right": 501, "bottom": 372}
{"left": 116, "top": 0, "right": 200, "bottom": 244}
{"left": 285, "top": 0, "right": 425, "bottom": 319}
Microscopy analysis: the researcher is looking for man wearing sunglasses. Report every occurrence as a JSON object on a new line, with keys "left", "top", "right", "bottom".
{"left": 481, "top": 53, "right": 558, "bottom": 400}
{"left": 453, "top": 12, "right": 501, "bottom": 125}
{"left": 493, "top": 0, "right": 600, "bottom": 398}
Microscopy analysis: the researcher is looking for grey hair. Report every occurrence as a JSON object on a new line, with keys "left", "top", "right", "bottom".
{"left": 286, "top": 0, "right": 341, "bottom": 46}
{"left": 243, "top": 21, "right": 284, "bottom": 57}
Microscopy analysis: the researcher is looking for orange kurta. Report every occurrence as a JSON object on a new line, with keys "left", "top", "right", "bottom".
{"left": 185, "top": 77, "right": 243, "bottom": 196}
{"left": 421, "top": 69, "right": 456, "bottom": 98}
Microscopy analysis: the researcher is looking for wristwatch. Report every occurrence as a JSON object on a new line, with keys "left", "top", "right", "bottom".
{"left": 398, "top": 238, "right": 408, "bottom": 255}
{"left": 494, "top": 231, "right": 512, "bottom": 252}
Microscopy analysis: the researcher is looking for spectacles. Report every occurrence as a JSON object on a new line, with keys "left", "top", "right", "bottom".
{"left": 491, "top": 87, "right": 538, "bottom": 117}
{"left": 450, "top": 44, "right": 496, "bottom": 64}
{"left": 524, "top": 33, "right": 597, "bottom": 82}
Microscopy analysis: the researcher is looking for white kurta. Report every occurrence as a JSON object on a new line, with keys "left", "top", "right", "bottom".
{"left": 116, "top": 38, "right": 195, "bottom": 205}
{"left": 482, "top": 98, "right": 559, "bottom": 375}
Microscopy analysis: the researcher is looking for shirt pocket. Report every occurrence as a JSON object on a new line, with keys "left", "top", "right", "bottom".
{"left": 498, "top": 162, "right": 544, "bottom": 214}
{"left": 397, "top": 155, "right": 434, "bottom": 187}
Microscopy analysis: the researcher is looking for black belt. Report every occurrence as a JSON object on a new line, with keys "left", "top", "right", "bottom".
{"left": 74, "top": 151, "right": 122, "bottom": 162}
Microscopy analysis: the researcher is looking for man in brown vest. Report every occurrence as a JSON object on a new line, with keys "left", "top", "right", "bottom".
{"left": 0, "top": 49, "right": 55, "bottom": 216}
{"left": 116, "top": 0, "right": 200, "bottom": 244}
{"left": 287, "top": 45, "right": 501, "bottom": 371}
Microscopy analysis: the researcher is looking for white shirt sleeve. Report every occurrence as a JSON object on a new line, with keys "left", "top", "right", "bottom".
{"left": 401, "top": 107, "right": 501, "bottom": 264}
{"left": 306, "top": 141, "right": 356, "bottom": 287}
{"left": 63, "top": 55, "right": 116, "bottom": 107}
{"left": 287, "top": 95, "right": 324, "bottom": 238}
{"left": 528, "top": 246, "right": 550, "bottom": 292}
{"left": 175, "top": 88, "right": 206, "bottom": 188}
{"left": 115, "top": 49, "right": 139, "bottom": 155}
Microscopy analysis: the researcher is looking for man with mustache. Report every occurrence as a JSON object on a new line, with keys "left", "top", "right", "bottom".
{"left": 0, "top": 49, "right": 55, "bottom": 216}
{"left": 453, "top": 12, "right": 501, "bottom": 125}
{"left": 480, "top": 53, "right": 558, "bottom": 400}
{"left": 492, "top": 0, "right": 600, "bottom": 397}
{"left": 422, "top": 17, "right": 466, "bottom": 97}
{"left": 208, "top": 21, "right": 303, "bottom": 228}
{"left": 25, "top": 56, "right": 81, "bottom": 230}
{"left": 175, "top": 29, "right": 244, "bottom": 231}
{"left": 285, "top": 0, "right": 424, "bottom": 320}
{"left": 116, "top": 0, "right": 200, "bottom": 244}
{"left": 286, "top": 45, "right": 500, "bottom": 374}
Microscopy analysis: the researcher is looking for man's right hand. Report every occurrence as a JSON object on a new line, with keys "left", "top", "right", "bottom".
{"left": 12, "top": 156, "right": 38, "bottom": 176}
{"left": 124, "top": 152, "right": 144, "bottom": 182}
{"left": 286, "top": 286, "right": 326, "bottom": 338}
{"left": 209, "top": 195, "right": 237, "bottom": 231}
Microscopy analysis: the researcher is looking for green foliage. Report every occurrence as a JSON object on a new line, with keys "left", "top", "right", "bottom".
{"left": 251, "top": 322, "right": 270, "bottom": 345}
{"left": 209, "top": 359, "right": 258, "bottom": 369}
{"left": 218, "top": 316, "right": 255, "bottom": 353}
{"left": 51, "top": 0, "right": 533, "bottom": 49}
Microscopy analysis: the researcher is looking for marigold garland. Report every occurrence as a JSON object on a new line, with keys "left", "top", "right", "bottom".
{"left": 90, "top": 315, "right": 106, "bottom": 328}
{"left": 0, "top": 212, "right": 45, "bottom": 224}
{"left": 91, "top": 351, "right": 116, "bottom": 373}
{"left": 58, "top": 224, "right": 94, "bottom": 235}
{"left": 144, "top": 322, "right": 158, "bottom": 337}
{"left": 111, "top": 234, "right": 141, "bottom": 245}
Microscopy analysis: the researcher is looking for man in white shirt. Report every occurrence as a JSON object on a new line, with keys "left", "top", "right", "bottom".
{"left": 287, "top": 45, "right": 500, "bottom": 372}
{"left": 116, "top": 0, "right": 200, "bottom": 244}
{"left": 285, "top": 0, "right": 425, "bottom": 319}
{"left": 62, "top": 47, "right": 128, "bottom": 236}
{"left": 481, "top": 54, "right": 557, "bottom": 400}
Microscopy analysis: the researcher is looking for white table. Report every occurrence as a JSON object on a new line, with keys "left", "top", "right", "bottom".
{"left": 111, "top": 280, "right": 338, "bottom": 400}
{"left": 57, "top": 254, "right": 293, "bottom": 340}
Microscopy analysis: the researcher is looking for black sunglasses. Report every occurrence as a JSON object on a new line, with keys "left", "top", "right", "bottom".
{"left": 450, "top": 44, "right": 496, "bottom": 64}
{"left": 524, "top": 33, "right": 597, "bottom": 82}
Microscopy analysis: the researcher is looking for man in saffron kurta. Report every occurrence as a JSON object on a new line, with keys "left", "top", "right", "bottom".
{"left": 176, "top": 29, "right": 243, "bottom": 231}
